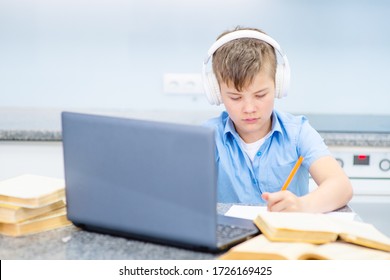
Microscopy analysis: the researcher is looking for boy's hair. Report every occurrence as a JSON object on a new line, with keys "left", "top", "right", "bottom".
{"left": 212, "top": 26, "right": 277, "bottom": 92}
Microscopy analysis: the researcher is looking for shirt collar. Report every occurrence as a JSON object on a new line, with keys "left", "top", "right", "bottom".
{"left": 222, "top": 113, "right": 238, "bottom": 144}
{"left": 222, "top": 110, "right": 283, "bottom": 144}
{"left": 271, "top": 110, "right": 283, "bottom": 136}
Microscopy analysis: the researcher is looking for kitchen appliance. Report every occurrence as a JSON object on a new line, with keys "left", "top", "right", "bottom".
{"left": 308, "top": 114, "right": 390, "bottom": 236}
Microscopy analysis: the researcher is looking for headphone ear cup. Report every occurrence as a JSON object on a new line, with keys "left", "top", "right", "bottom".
{"left": 275, "top": 65, "right": 286, "bottom": 99}
{"left": 275, "top": 65, "right": 282, "bottom": 99}
{"left": 204, "top": 71, "right": 222, "bottom": 105}
{"left": 282, "top": 62, "right": 290, "bottom": 98}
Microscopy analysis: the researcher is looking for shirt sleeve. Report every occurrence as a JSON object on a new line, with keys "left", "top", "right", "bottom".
{"left": 297, "top": 117, "right": 331, "bottom": 170}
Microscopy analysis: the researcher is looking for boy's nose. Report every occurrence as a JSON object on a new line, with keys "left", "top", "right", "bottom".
{"left": 242, "top": 100, "right": 257, "bottom": 113}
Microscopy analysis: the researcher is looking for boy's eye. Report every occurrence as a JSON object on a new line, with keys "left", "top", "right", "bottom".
{"left": 256, "top": 93, "right": 267, "bottom": 98}
{"left": 230, "top": 96, "right": 241, "bottom": 100}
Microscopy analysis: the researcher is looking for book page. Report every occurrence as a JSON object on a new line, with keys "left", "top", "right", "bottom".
{"left": 313, "top": 241, "right": 390, "bottom": 260}
{"left": 255, "top": 212, "right": 390, "bottom": 251}
{"left": 325, "top": 211, "right": 356, "bottom": 221}
{"left": 221, "top": 235, "right": 390, "bottom": 260}
{"left": 221, "top": 234, "right": 316, "bottom": 260}
{"left": 331, "top": 218, "right": 390, "bottom": 251}
{"left": 256, "top": 212, "right": 340, "bottom": 233}
{"left": 0, "top": 174, "right": 65, "bottom": 199}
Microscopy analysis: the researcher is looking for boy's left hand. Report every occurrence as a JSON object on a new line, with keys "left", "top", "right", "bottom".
{"left": 261, "top": 191, "right": 304, "bottom": 212}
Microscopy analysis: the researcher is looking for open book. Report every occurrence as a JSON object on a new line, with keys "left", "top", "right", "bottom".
{"left": 0, "top": 174, "right": 65, "bottom": 208}
{"left": 254, "top": 212, "right": 390, "bottom": 252}
{"left": 219, "top": 234, "right": 390, "bottom": 260}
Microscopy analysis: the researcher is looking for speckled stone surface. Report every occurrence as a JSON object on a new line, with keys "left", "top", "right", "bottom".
{"left": 0, "top": 204, "right": 353, "bottom": 260}
{"left": 0, "top": 226, "right": 217, "bottom": 260}
{"left": 0, "top": 108, "right": 62, "bottom": 141}
{"left": 0, "top": 107, "right": 217, "bottom": 141}
{"left": 1, "top": 107, "right": 389, "bottom": 146}
{"left": 0, "top": 204, "right": 231, "bottom": 260}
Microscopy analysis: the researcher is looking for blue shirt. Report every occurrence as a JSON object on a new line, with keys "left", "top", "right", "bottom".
{"left": 204, "top": 110, "right": 331, "bottom": 203}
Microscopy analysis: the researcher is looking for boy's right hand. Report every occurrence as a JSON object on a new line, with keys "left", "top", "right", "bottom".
{"left": 262, "top": 191, "right": 305, "bottom": 212}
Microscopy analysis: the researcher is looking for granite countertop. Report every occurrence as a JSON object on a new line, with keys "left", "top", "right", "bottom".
{"left": 0, "top": 204, "right": 353, "bottom": 260}
{"left": 0, "top": 226, "right": 216, "bottom": 260}
{"left": 0, "top": 204, "right": 231, "bottom": 260}
{"left": 0, "top": 107, "right": 218, "bottom": 141}
{"left": 0, "top": 108, "right": 63, "bottom": 141}
{"left": 1, "top": 107, "right": 390, "bottom": 146}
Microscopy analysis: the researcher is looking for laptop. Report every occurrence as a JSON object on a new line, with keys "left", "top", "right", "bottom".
{"left": 61, "top": 111, "right": 259, "bottom": 253}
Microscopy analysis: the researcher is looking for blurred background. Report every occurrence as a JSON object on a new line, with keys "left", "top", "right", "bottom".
{"left": 1, "top": 0, "right": 389, "bottom": 115}
{"left": 1, "top": 0, "right": 390, "bottom": 240}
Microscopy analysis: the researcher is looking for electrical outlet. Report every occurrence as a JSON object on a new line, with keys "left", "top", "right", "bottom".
{"left": 163, "top": 73, "right": 204, "bottom": 95}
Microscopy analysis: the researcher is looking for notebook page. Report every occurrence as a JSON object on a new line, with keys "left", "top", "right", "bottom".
{"left": 225, "top": 205, "right": 356, "bottom": 222}
{"left": 224, "top": 205, "right": 267, "bottom": 220}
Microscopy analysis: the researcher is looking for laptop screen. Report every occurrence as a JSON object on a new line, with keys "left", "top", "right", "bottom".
{"left": 62, "top": 112, "right": 220, "bottom": 249}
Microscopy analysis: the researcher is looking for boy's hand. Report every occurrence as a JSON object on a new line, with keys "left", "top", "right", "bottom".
{"left": 261, "top": 191, "right": 304, "bottom": 212}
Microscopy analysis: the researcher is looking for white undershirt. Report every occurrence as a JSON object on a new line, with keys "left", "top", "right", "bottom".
{"left": 239, "top": 132, "right": 271, "bottom": 162}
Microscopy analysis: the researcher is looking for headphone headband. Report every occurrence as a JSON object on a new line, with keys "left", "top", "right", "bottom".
{"left": 202, "top": 29, "right": 291, "bottom": 105}
{"left": 205, "top": 30, "right": 282, "bottom": 62}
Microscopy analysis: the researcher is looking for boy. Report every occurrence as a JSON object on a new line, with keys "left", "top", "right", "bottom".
{"left": 202, "top": 27, "right": 353, "bottom": 213}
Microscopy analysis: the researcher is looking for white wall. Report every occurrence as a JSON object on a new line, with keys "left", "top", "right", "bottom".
{"left": 0, "top": 142, "right": 64, "bottom": 181}
{"left": 1, "top": 0, "right": 389, "bottom": 115}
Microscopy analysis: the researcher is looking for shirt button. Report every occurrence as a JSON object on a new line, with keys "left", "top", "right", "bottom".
{"left": 256, "top": 151, "right": 262, "bottom": 156}
{"left": 252, "top": 179, "right": 257, "bottom": 185}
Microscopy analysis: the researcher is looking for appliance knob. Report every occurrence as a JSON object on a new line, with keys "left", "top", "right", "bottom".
{"left": 335, "top": 158, "right": 344, "bottom": 168}
{"left": 379, "top": 159, "right": 390, "bottom": 172}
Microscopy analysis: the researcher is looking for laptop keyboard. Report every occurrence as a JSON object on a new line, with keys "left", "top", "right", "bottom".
{"left": 217, "top": 223, "right": 255, "bottom": 244}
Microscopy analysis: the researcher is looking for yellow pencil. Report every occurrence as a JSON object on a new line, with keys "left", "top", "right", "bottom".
{"left": 281, "top": 156, "right": 304, "bottom": 191}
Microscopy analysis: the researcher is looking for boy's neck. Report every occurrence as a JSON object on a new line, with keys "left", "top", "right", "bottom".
{"left": 237, "top": 115, "right": 273, "bottom": 144}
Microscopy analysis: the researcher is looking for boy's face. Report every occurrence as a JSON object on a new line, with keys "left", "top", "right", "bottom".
{"left": 220, "top": 70, "right": 275, "bottom": 143}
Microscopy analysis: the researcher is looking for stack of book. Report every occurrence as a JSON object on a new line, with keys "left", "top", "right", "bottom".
{"left": 0, "top": 174, "right": 72, "bottom": 237}
{"left": 219, "top": 211, "right": 390, "bottom": 260}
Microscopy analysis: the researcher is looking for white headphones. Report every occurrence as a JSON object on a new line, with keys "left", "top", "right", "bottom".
{"left": 202, "top": 30, "right": 291, "bottom": 105}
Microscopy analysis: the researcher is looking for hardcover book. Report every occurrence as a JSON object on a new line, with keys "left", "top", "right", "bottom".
{"left": 0, "top": 174, "right": 65, "bottom": 208}
{"left": 0, "top": 207, "right": 71, "bottom": 237}
{"left": 253, "top": 211, "right": 390, "bottom": 252}
{"left": 0, "top": 200, "right": 66, "bottom": 223}
{"left": 219, "top": 234, "right": 390, "bottom": 260}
